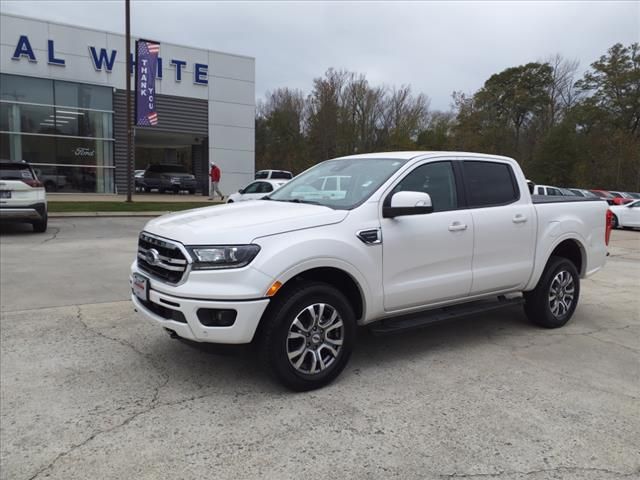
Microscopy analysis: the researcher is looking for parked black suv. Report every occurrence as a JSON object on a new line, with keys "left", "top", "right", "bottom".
{"left": 142, "top": 164, "right": 197, "bottom": 194}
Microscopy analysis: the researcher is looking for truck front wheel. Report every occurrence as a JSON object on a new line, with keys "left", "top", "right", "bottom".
{"left": 259, "top": 282, "right": 356, "bottom": 391}
{"left": 524, "top": 256, "right": 580, "bottom": 328}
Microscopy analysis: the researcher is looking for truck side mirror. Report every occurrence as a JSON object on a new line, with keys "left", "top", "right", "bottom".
{"left": 383, "top": 191, "right": 433, "bottom": 218}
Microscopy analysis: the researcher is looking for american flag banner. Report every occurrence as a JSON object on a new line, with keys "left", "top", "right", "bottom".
{"left": 135, "top": 40, "right": 160, "bottom": 127}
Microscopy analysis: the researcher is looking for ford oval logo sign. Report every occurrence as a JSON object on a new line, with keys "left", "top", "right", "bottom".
{"left": 146, "top": 248, "right": 160, "bottom": 266}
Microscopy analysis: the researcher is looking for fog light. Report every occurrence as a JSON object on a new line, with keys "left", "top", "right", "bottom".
{"left": 197, "top": 308, "right": 237, "bottom": 327}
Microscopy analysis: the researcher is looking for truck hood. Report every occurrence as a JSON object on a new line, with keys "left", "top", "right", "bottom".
{"left": 144, "top": 200, "right": 348, "bottom": 245}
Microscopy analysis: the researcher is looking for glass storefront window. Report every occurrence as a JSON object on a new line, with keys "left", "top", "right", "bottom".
{"left": 1, "top": 103, "right": 56, "bottom": 134}
{"left": 0, "top": 74, "right": 115, "bottom": 193}
{"left": 1, "top": 132, "right": 56, "bottom": 164}
{"left": 32, "top": 164, "right": 114, "bottom": 194}
{"left": 54, "top": 80, "right": 112, "bottom": 111}
{"left": 55, "top": 136, "right": 112, "bottom": 167}
{"left": 0, "top": 74, "right": 53, "bottom": 104}
{"left": 53, "top": 108, "right": 112, "bottom": 138}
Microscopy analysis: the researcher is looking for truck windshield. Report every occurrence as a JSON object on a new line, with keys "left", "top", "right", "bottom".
{"left": 267, "top": 158, "right": 407, "bottom": 209}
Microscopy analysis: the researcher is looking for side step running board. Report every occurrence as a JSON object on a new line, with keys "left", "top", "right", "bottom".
{"left": 369, "top": 296, "right": 524, "bottom": 336}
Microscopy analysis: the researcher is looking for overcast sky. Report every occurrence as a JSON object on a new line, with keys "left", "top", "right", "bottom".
{"left": 1, "top": 0, "right": 638, "bottom": 110}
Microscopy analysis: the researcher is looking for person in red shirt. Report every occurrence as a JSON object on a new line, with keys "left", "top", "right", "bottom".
{"left": 208, "top": 162, "right": 224, "bottom": 201}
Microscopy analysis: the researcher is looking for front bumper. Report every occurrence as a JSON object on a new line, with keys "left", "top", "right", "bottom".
{"left": 131, "top": 284, "right": 270, "bottom": 344}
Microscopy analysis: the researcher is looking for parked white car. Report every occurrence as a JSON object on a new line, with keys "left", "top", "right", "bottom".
{"left": 533, "top": 184, "right": 565, "bottom": 196}
{"left": 609, "top": 200, "right": 640, "bottom": 229}
{"left": 131, "top": 152, "right": 610, "bottom": 390}
{"left": 227, "top": 179, "right": 288, "bottom": 203}
{"left": 0, "top": 160, "right": 48, "bottom": 232}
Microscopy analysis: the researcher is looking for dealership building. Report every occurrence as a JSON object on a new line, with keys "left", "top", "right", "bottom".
{"left": 0, "top": 13, "right": 255, "bottom": 195}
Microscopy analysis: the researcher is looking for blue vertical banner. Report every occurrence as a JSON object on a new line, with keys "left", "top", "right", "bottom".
{"left": 135, "top": 40, "right": 159, "bottom": 126}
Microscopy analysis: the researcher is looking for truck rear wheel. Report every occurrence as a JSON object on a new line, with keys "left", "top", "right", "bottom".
{"left": 259, "top": 281, "right": 356, "bottom": 391}
{"left": 524, "top": 256, "right": 580, "bottom": 328}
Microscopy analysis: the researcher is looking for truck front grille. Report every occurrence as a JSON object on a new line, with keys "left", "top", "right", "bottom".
{"left": 137, "top": 232, "right": 189, "bottom": 284}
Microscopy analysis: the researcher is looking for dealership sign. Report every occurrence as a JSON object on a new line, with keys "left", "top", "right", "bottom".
{"left": 10, "top": 35, "right": 208, "bottom": 85}
{"left": 136, "top": 40, "right": 159, "bottom": 126}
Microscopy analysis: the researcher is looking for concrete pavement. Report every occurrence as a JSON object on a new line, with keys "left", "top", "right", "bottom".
{"left": 1, "top": 219, "right": 638, "bottom": 479}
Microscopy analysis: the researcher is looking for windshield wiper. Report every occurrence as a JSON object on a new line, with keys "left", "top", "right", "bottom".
{"left": 284, "top": 198, "right": 321, "bottom": 205}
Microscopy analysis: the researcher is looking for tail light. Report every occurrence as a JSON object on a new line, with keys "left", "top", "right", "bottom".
{"left": 22, "top": 179, "right": 43, "bottom": 188}
{"left": 605, "top": 209, "right": 613, "bottom": 246}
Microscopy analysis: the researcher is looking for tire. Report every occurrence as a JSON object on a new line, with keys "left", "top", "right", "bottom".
{"left": 227, "top": 199, "right": 234, "bottom": 203}
{"left": 32, "top": 213, "right": 48, "bottom": 233}
{"left": 189, "top": 189, "right": 196, "bottom": 195}
{"left": 259, "top": 281, "right": 356, "bottom": 391}
{"left": 611, "top": 214, "right": 619, "bottom": 229}
{"left": 44, "top": 181, "right": 57, "bottom": 193}
{"left": 524, "top": 256, "right": 580, "bottom": 328}
{"left": 144, "top": 187, "right": 151, "bottom": 193}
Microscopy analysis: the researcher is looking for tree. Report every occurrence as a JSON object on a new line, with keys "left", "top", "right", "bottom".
{"left": 382, "top": 85, "right": 430, "bottom": 149}
{"left": 255, "top": 88, "right": 306, "bottom": 172}
{"left": 576, "top": 43, "right": 640, "bottom": 136}
{"left": 473, "top": 62, "right": 554, "bottom": 158}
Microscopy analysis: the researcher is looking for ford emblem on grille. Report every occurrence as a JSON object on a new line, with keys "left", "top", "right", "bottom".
{"left": 145, "top": 248, "right": 161, "bottom": 266}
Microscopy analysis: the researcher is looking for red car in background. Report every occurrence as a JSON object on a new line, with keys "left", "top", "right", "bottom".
{"left": 590, "top": 189, "right": 632, "bottom": 205}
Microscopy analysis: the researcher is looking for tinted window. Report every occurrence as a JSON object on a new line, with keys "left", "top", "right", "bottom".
{"left": 464, "top": 161, "right": 518, "bottom": 207}
{"left": 547, "top": 188, "right": 561, "bottom": 196}
{"left": 0, "top": 163, "right": 34, "bottom": 180}
{"left": 392, "top": 161, "right": 457, "bottom": 212}
{"left": 262, "top": 183, "right": 274, "bottom": 193}
{"left": 271, "top": 171, "right": 292, "bottom": 179}
{"left": 255, "top": 171, "right": 268, "bottom": 179}
{"left": 243, "top": 182, "right": 262, "bottom": 194}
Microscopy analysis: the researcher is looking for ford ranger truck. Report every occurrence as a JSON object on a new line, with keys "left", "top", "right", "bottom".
{"left": 131, "top": 152, "right": 610, "bottom": 391}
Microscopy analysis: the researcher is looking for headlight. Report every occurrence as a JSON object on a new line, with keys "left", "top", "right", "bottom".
{"left": 187, "top": 245, "right": 260, "bottom": 270}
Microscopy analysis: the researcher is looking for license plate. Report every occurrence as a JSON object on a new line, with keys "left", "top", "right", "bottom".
{"left": 132, "top": 273, "right": 149, "bottom": 301}
{"left": 0, "top": 191, "right": 10, "bottom": 199}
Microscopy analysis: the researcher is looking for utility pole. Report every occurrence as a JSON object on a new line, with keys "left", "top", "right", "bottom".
{"left": 125, "top": 0, "right": 133, "bottom": 202}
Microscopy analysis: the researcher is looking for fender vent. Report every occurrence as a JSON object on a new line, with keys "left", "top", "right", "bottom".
{"left": 357, "top": 229, "right": 381, "bottom": 245}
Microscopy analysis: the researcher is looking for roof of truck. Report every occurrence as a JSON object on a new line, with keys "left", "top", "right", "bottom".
{"left": 334, "top": 151, "right": 516, "bottom": 162}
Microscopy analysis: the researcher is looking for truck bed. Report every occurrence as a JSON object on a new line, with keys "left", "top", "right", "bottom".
{"left": 531, "top": 195, "right": 606, "bottom": 204}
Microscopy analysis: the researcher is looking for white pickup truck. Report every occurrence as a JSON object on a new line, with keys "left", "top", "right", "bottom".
{"left": 131, "top": 152, "right": 611, "bottom": 390}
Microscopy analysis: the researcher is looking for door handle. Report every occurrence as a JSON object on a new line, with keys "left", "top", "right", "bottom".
{"left": 513, "top": 214, "right": 528, "bottom": 224}
{"left": 448, "top": 222, "right": 468, "bottom": 232}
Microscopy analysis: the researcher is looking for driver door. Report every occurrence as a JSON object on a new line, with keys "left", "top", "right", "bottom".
{"left": 381, "top": 161, "right": 473, "bottom": 311}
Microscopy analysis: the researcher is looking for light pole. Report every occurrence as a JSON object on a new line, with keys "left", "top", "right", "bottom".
{"left": 125, "top": 0, "right": 133, "bottom": 202}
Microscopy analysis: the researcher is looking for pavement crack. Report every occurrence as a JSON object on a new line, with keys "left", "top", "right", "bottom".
{"left": 26, "top": 306, "right": 174, "bottom": 480}
{"left": 440, "top": 465, "right": 639, "bottom": 478}
{"left": 25, "top": 390, "right": 216, "bottom": 480}
{"left": 74, "top": 305, "right": 151, "bottom": 361}
{"left": 38, "top": 226, "right": 60, "bottom": 245}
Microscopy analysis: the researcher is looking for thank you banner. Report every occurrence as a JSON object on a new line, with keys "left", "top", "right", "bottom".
{"left": 135, "top": 40, "right": 159, "bottom": 126}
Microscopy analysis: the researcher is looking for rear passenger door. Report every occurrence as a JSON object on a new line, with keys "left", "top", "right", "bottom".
{"left": 462, "top": 160, "right": 535, "bottom": 294}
